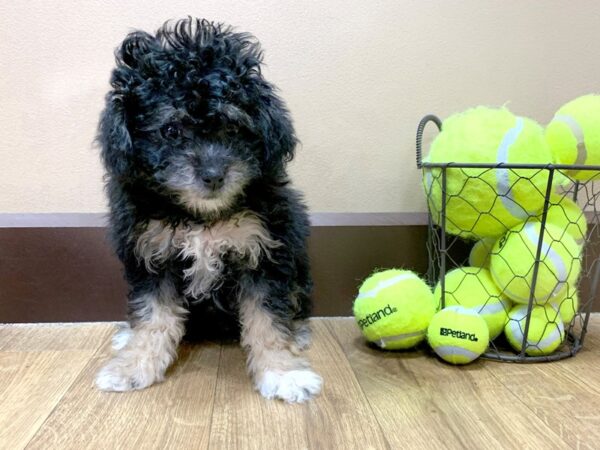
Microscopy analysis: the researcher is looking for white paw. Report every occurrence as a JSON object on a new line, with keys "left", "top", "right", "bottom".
{"left": 111, "top": 325, "right": 133, "bottom": 351}
{"left": 95, "top": 355, "right": 163, "bottom": 392}
{"left": 257, "top": 369, "right": 323, "bottom": 403}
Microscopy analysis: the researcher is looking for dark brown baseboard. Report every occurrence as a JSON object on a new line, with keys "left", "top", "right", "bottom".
{"left": 0, "top": 228, "right": 127, "bottom": 323}
{"left": 0, "top": 215, "right": 597, "bottom": 322}
{"left": 0, "top": 221, "right": 430, "bottom": 322}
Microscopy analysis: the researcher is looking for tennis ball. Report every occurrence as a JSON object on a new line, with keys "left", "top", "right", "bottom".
{"left": 434, "top": 267, "right": 512, "bottom": 339}
{"left": 546, "top": 94, "right": 600, "bottom": 181}
{"left": 543, "top": 194, "right": 587, "bottom": 246}
{"left": 490, "top": 221, "right": 581, "bottom": 304}
{"left": 423, "top": 107, "right": 552, "bottom": 239}
{"left": 427, "top": 306, "right": 490, "bottom": 364}
{"left": 353, "top": 269, "right": 437, "bottom": 349}
{"left": 504, "top": 304, "right": 565, "bottom": 356}
{"left": 552, "top": 285, "right": 580, "bottom": 324}
{"left": 468, "top": 238, "right": 496, "bottom": 268}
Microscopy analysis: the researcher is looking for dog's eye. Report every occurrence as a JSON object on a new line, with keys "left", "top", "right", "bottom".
{"left": 160, "top": 123, "right": 182, "bottom": 140}
{"left": 225, "top": 122, "right": 239, "bottom": 136}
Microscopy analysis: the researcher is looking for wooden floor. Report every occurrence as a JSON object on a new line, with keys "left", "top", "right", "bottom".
{"left": 1, "top": 318, "right": 600, "bottom": 450}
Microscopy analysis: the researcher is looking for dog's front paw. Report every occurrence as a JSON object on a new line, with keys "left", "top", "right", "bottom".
{"left": 95, "top": 354, "right": 164, "bottom": 392}
{"left": 257, "top": 369, "right": 323, "bottom": 403}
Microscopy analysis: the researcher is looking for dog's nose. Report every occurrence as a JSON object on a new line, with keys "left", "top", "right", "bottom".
{"left": 200, "top": 168, "right": 225, "bottom": 191}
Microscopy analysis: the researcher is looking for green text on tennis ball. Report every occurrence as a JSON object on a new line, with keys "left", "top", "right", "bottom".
{"left": 423, "top": 107, "right": 552, "bottom": 239}
{"left": 434, "top": 267, "right": 512, "bottom": 339}
{"left": 427, "top": 306, "right": 490, "bottom": 364}
{"left": 504, "top": 304, "right": 565, "bottom": 356}
{"left": 353, "top": 269, "right": 436, "bottom": 350}
{"left": 490, "top": 221, "right": 581, "bottom": 304}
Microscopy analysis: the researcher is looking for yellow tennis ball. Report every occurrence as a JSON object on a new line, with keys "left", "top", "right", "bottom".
{"left": 490, "top": 221, "right": 581, "bottom": 304}
{"left": 353, "top": 269, "right": 436, "bottom": 350}
{"left": 423, "top": 107, "right": 552, "bottom": 239}
{"left": 551, "top": 285, "right": 580, "bottom": 324}
{"left": 468, "top": 238, "right": 496, "bottom": 268}
{"left": 504, "top": 304, "right": 565, "bottom": 356}
{"left": 546, "top": 94, "right": 600, "bottom": 181}
{"left": 427, "top": 306, "right": 490, "bottom": 364}
{"left": 434, "top": 267, "right": 512, "bottom": 340}
{"left": 543, "top": 194, "right": 587, "bottom": 246}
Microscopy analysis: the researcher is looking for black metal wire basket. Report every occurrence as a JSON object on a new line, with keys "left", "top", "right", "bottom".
{"left": 417, "top": 114, "right": 600, "bottom": 362}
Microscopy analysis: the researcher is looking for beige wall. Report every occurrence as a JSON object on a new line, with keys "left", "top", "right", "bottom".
{"left": 1, "top": 1, "right": 599, "bottom": 214}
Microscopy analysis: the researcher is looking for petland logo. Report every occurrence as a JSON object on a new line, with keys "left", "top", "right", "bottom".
{"left": 358, "top": 305, "right": 398, "bottom": 329}
{"left": 440, "top": 327, "right": 479, "bottom": 342}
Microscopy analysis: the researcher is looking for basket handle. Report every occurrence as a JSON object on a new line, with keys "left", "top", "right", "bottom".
{"left": 416, "top": 115, "right": 442, "bottom": 169}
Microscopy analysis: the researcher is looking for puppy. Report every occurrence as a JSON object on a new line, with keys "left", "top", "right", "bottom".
{"left": 95, "top": 18, "right": 321, "bottom": 403}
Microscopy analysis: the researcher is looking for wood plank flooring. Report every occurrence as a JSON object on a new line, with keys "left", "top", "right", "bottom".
{"left": 1, "top": 317, "right": 599, "bottom": 449}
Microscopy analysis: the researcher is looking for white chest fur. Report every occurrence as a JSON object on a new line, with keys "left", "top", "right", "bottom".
{"left": 134, "top": 213, "right": 282, "bottom": 298}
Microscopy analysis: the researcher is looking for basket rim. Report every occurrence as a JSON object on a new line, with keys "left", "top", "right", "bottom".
{"left": 416, "top": 114, "right": 600, "bottom": 172}
{"left": 421, "top": 161, "right": 600, "bottom": 171}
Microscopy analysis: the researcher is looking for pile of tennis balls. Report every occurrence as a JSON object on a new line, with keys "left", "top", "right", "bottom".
{"left": 353, "top": 268, "right": 492, "bottom": 364}
{"left": 354, "top": 94, "right": 598, "bottom": 364}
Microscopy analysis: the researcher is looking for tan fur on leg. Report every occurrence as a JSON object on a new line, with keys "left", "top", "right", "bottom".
{"left": 291, "top": 320, "right": 312, "bottom": 353}
{"left": 96, "top": 282, "right": 187, "bottom": 392}
{"left": 240, "top": 293, "right": 322, "bottom": 403}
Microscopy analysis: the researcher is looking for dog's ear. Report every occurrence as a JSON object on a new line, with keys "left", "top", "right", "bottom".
{"left": 255, "top": 88, "right": 298, "bottom": 175}
{"left": 99, "top": 31, "right": 158, "bottom": 179}
{"left": 99, "top": 90, "right": 132, "bottom": 179}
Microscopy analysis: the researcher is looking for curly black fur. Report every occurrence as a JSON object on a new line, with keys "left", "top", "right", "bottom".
{"left": 98, "top": 18, "right": 312, "bottom": 339}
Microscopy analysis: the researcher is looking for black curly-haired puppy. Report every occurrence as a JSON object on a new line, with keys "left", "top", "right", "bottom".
{"left": 95, "top": 18, "right": 321, "bottom": 403}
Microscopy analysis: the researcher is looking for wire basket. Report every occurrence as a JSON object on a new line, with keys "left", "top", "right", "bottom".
{"left": 417, "top": 114, "right": 600, "bottom": 362}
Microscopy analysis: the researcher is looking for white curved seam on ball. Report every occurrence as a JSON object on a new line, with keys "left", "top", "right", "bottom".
{"left": 356, "top": 273, "right": 416, "bottom": 300}
{"left": 508, "top": 314, "right": 563, "bottom": 351}
{"left": 524, "top": 222, "right": 567, "bottom": 300}
{"left": 496, "top": 117, "right": 529, "bottom": 220}
{"left": 475, "top": 298, "right": 510, "bottom": 315}
{"left": 510, "top": 305, "right": 529, "bottom": 321}
{"left": 535, "top": 323, "right": 564, "bottom": 350}
{"left": 554, "top": 114, "right": 587, "bottom": 166}
{"left": 507, "top": 319, "right": 528, "bottom": 349}
{"left": 378, "top": 329, "right": 426, "bottom": 347}
{"left": 443, "top": 305, "right": 480, "bottom": 316}
{"left": 447, "top": 301, "right": 504, "bottom": 316}
{"left": 491, "top": 224, "right": 568, "bottom": 304}
{"left": 433, "top": 346, "right": 479, "bottom": 360}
